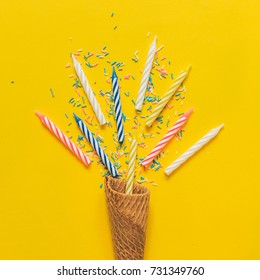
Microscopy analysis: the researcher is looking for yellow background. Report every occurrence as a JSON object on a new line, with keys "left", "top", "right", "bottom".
{"left": 0, "top": 0, "right": 259, "bottom": 259}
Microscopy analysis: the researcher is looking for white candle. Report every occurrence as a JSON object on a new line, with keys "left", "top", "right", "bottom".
{"left": 165, "top": 124, "right": 224, "bottom": 175}
{"left": 135, "top": 37, "right": 157, "bottom": 112}
{"left": 72, "top": 54, "right": 107, "bottom": 125}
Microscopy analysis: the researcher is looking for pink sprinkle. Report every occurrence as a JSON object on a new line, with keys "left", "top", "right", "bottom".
{"left": 75, "top": 88, "right": 81, "bottom": 96}
{"left": 161, "top": 56, "right": 166, "bottom": 61}
{"left": 166, "top": 104, "right": 174, "bottom": 109}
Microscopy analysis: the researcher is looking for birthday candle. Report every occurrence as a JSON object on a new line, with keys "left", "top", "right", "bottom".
{"left": 71, "top": 54, "right": 107, "bottom": 126}
{"left": 74, "top": 114, "right": 118, "bottom": 177}
{"left": 35, "top": 111, "right": 91, "bottom": 167}
{"left": 112, "top": 67, "right": 125, "bottom": 143}
{"left": 146, "top": 66, "right": 191, "bottom": 127}
{"left": 165, "top": 124, "right": 224, "bottom": 175}
{"left": 135, "top": 36, "right": 157, "bottom": 111}
{"left": 141, "top": 109, "right": 193, "bottom": 168}
{"left": 125, "top": 138, "right": 137, "bottom": 194}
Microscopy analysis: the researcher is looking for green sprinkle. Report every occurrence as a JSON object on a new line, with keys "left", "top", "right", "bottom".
{"left": 100, "top": 184, "right": 103, "bottom": 189}
{"left": 68, "top": 122, "right": 72, "bottom": 126}
{"left": 111, "top": 61, "right": 116, "bottom": 66}
{"left": 50, "top": 88, "right": 54, "bottom": 97}
{"left": 69, "top": 97, "right": 74, "bottom": 103}
{"left": 131, "top": 99, "right": 136, "bottom": 105}
{"left": 111, "top": 12, "right": 114, "bottom": 17}
{"left": 155, "top": 165, "right": 161, "bottom": 171}
{"left": 171, "top": 73, "right": 174, "bottom": 79}
{"left": 72, "top": 79, "right": 81, "bottom": 87}
{"left": 65, "top": 114, "right": 69, "bottom": 119}
{"left": 122, "top": 113, "right": 127, "bottom": 122}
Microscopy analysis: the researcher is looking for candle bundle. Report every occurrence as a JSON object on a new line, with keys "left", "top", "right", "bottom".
{"left": 36, "top": 111, "right": 91, "bottom": 167}
{"left": 72, "top": 54, "right": 107, "bottom": 126}
{"left": 36, "top": 37, "right": 225, "bottom": 261}
{"left": 165, "top": 124, "right": 224, "bottom": 175}
{"left": 112, "top": 67, "right": 125, "bottom": 143}
{"left": 146, "top": 66, "right": 191, "bottom": 127}
{"left": 73, "top": 113, "right": 118, "bottom": 177}
{"left": 141, "top": 109, "right": 193, "bottom": 168}
{"left": 135, "top": 37, "right": 157, "bottom": 112}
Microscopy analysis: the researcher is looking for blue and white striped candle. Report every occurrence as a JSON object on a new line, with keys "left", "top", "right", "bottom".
{"left": 112, "top": 67, "right": 125, "bottom": 143}
{"left": 74, "top": 114, "right": 119, "bottom": 177}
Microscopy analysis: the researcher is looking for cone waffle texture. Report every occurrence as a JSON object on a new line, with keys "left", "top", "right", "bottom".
{"left": 105, "top": 176, "right": 150, "bottom": 260}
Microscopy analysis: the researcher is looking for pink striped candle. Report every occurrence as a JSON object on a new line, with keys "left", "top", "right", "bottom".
{"left": 141, "top": 109, "right": 193, "bottom": 168}
{"left": 36, "top": 111, "right": 91, "bottom": 167}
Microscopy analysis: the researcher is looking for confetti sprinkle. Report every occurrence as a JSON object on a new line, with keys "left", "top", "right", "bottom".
{"left": 50, "top": 88, "right": 54, "bottom": 98}
{"left": 63, "top": 36, "right": 190, "bottom": 187}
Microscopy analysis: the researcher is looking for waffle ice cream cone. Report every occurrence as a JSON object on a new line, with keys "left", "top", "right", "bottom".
{"left": 105, "top": 176, "right": 150, "bottom": 260}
